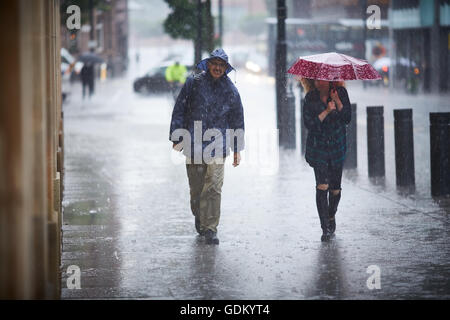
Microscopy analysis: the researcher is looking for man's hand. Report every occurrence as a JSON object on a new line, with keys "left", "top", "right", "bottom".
{"left": 233, "top": 152, "right": 241, "bottom": 167}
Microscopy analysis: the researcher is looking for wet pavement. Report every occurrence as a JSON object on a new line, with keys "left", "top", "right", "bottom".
{"left": 61, "top": 48, "right": 450, "bottom": 299}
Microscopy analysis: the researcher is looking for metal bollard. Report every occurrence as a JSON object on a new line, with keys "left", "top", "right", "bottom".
{"left": 394, "top": 109, "right": 415, "bottom": 191}
{"left": 285, "top": 90, "right": 297, "bottom": 149}
{"left": 367, "top": 106, "right": 385, "bottom": 178}
{"left": 344, "top": 103, "right": 357, "bottom": 169}
{"left": 300, "top": 97, "right": 307, "bottom": 155}
{"left": 430, "top": 113, "right": 450, "bottom": 197}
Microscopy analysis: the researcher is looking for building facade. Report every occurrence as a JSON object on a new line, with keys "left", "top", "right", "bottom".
{"left": 1, "top": 0, "right": 64, "bottom": 299}
{"left": 61, "top": 0, "right": 129, "bottom": 77}
{"left": 390, "top": 0, "right": 449, "bottom": 92}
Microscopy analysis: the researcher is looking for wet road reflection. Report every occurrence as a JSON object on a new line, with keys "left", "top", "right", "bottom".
{"left": 306, "top": 241, "right": 348, "bottom": 299}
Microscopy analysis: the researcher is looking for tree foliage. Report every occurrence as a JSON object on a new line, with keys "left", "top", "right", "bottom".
{"left": 163, "top": 0, "right": 215, "bottom": 55}
{"left": 163, "top": 0, "right": 197, "bottom": 40}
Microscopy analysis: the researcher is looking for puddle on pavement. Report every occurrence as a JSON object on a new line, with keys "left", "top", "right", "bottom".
{"left": 64, "top": 199, "right": 112, "bottom": 225}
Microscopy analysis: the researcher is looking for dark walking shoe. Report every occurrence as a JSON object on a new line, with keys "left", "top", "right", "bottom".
{"left": 205, "top": 230, "right": 219, "bottom": 245}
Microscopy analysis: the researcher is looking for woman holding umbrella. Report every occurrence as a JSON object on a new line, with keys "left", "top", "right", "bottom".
{"left": 301, "top": 78, "right": 351, "bottom": 242}
{"left": 288, "top": 52, "right": 381, "bottom": 242}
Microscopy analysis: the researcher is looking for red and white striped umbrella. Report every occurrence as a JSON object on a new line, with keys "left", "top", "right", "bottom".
{"left": 287, "top": 52, "right": 381, "bottom": 81}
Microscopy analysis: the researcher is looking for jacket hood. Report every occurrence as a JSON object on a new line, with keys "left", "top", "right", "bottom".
{"left": 196, "top": 48, "right": 234, "bottom": 75}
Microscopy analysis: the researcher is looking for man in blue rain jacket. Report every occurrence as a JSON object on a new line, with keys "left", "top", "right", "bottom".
{"left": 169, "top": 48, "right": 245, "bottom": 245}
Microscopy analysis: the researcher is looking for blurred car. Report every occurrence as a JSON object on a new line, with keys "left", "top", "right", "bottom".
{"left": 230, "top": 51, "right": 248, "bottom": 69}
{"left": 230, "top": 50, "right": 268, "bottom": 74}
{"left": 245, "top": 51, "right": 268, "bottom": 74}
{"left": 133, "top": 62, "right": 193, "bottom": 94}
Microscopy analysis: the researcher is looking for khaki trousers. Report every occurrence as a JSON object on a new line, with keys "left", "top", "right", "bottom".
{"left": 186, "top": 160, "right": 225, "bottom": 233}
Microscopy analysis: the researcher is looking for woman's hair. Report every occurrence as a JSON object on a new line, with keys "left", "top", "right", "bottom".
{"left": 299, "top": 78, "right": 315, "bottom": 93}
{"left": 299, "top": 77, "right": 346, "bottom": 93}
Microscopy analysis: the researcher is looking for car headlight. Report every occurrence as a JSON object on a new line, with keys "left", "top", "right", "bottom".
{"left": 245, "top": 61, "right": 261, "bottom": 73}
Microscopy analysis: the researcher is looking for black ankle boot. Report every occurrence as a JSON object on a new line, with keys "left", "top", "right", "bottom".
{"left": 316, "top": 189, "right": 331, "bottom": 241}
{"left": 328, "top": 190, "right": 341, "bottom": 235}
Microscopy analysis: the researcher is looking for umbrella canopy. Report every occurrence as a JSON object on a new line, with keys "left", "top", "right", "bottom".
{"left": 78, "top": 52, "right": 104, "bottom": 65}
{"left": 287, "top": 52, "right": 381, "bottom": 81}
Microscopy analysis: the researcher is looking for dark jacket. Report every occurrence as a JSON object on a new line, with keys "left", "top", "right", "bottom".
{"left": 169, "top": 68, "right": 245, "bottom": 160}
{"left": 303, "top": 86, "right": 351, "bottom": 167}
{"left": 80, "top": 63, "right": 95, "bottom": 82}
